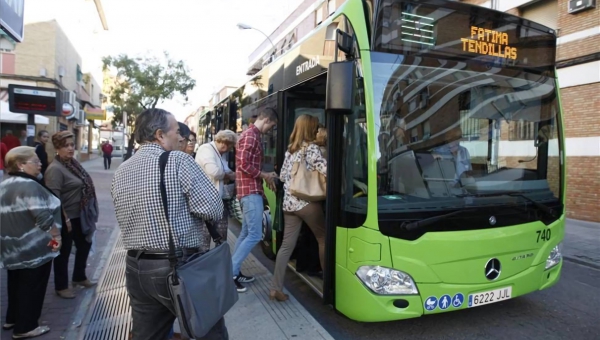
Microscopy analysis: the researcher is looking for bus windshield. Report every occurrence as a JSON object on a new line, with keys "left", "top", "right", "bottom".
{"left": 367, "top": 0, "right": 562, "bottom": 214}
{"left": 371, "top": 52, "right": 562, "bottom": 212}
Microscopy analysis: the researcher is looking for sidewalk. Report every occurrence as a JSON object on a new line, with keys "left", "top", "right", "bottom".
{"left": 563, "top": 218, "right": 600, "bottom": 269}
{"left": 76, "top": 228, "right": 334, "bottom": 340}
{"left": 0, "top": 157, "right": 121, "bottom": 340}
{"left": 66, "top": 158, "right": 333, "bottom": 340}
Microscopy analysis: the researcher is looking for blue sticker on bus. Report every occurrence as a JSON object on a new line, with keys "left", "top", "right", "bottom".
{"left": 424, "top": 296, "right": 438, "bottom": 311}
{"left": 452, "top": 293, "right": 464, "bottom": 308}
{"left": 439, "top": 295, "right": 452, "bottom": 310}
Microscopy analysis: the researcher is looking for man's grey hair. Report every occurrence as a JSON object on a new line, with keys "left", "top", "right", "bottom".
{"left": 134, "top": 108, "right": 173, "bottom": 144}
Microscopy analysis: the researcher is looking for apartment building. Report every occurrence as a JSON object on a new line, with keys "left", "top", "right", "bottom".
{"left": 460, "top": 0, "right": 599, "bottom": 221}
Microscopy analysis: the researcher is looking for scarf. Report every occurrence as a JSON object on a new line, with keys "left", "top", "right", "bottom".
{"left": 9, "top": 171, "right": 67, "bottom": 221}
{"left": 9, "top": 171, "right": 53, "bottom": 196}
{"left": 55, "top": 155, "right": 97, "bottom": 211}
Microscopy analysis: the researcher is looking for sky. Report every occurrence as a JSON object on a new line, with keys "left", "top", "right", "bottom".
{"left": 23, "top": 0, "right": 304, "bottom": 121}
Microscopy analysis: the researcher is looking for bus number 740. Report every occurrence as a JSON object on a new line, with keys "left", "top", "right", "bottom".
{"left": 536, "top": 229, "right": 551, "bottom": 243}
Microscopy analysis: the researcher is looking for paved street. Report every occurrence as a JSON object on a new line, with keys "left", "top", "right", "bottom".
{"left": 1, "top": 156, "right": 599, "bottom": 340}
{"left": 0, "top": 156, "right": 121, "bottom": 340}
{"left": 240, "top": 220, "right": 600, "bottom": 340}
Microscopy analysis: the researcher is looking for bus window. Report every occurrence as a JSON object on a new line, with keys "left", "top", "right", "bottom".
{"left": 240, "top": 93, "right": 279, "bottom": 172}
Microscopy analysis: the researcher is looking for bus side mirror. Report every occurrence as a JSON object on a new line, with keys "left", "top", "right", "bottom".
{"left": 326, "top": 61, "right": 355, "bottom": 115}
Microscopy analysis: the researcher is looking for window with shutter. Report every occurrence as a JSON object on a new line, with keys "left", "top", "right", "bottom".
{"left": 521, "top": 0, "right": 558, "bottom": 30}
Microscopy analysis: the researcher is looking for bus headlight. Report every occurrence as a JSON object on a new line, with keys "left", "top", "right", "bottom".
{"left": 356, "top": 266, "right": 418, "bottom": 295}
{"left": 545, "top": 243, "right": 562, "bottom": 270}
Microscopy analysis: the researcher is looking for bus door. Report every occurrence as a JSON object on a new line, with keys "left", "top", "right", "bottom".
{"left": 273, "top": 80, "right": 328, "bottom": 294}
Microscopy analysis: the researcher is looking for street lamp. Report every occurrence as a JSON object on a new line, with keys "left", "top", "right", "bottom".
{"left": 236, "top": 22, "right": 276, "bottom": 51}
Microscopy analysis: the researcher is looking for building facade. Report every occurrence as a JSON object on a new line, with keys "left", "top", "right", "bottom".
{"left": 0, "top": 20, "right": 103, "bottom": 161}
{"left": 459, "top": 0, "right": 599, "bottom": 221}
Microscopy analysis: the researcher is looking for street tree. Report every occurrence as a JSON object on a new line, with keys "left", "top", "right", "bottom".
{"left": 102, "top": 52, "right": 196, "bottom": 159}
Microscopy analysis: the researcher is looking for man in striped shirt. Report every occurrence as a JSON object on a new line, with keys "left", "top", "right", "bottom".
{"left": 232, "top": 108, "right": 278, "bottom": 292}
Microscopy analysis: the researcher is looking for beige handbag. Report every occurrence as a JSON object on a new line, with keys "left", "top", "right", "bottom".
{"left": 289, "top": 146, "right": 326, "bottom": 202}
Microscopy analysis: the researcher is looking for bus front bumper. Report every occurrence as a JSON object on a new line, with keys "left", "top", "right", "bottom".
{"left": 335, "top": 260, "right": 562, "bottom": 322}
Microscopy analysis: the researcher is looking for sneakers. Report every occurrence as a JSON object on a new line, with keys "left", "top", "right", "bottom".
{"left": 233, "top": 277, "right": 247, "bottom": 293}
{"left": 236, "top": 271, "right": 255, "bottom": 283}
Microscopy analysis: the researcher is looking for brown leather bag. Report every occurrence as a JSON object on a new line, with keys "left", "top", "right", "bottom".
{"left": 289, "top": 146, "right": 326, "bottom": 202}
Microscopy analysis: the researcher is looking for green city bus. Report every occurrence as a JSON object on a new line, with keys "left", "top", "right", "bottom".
{"left": 200, "top": 0, "right": 565, "bottom": 322}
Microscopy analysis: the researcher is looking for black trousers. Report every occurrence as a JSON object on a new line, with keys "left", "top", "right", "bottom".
{"left": 103, "top": 154, "right": 112, "bottom": 169}
{"left": 5, "top": 261, "right": 52, "bottom": 334}
{"left": 53, "top": 218, "right": 92, "bottom": 290}
{"left": 125, "top": 255, "right": 228, "bottom": 340}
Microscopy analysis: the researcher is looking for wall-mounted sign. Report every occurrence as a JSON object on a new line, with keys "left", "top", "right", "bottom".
{"left": 0, "top": 0, "right": 24, "bottom": 42}
{"left": 8, "top": 84, "right": 62, "bottom": 116}
{"left": 460, "top": 26, "right": 517, "bottom": 60}
{"left": 84, "top": 104, "right": 106, "bottom": 120}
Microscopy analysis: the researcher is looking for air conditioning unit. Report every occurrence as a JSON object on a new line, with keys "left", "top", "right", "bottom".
{"left": 568, "top": 0, "right": 595, "bottom": 13}
{"left": 63, "top": 90, "right": 76, "bottom": 105}
{"left": 76, "top": 109, "right": 86, "bottom": 126}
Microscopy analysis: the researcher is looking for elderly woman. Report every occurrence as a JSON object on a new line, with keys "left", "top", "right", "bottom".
{"left": 195, "top": 129, "right": 237, "bottom": 251}
{"left": 45, "top": 131, "right": 99, "bottom": 299}
{"left": 0, "top": 146, "right": 62, "bottom": 338}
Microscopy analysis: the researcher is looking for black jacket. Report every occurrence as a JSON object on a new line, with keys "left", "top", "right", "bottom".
{"left": 34, "top": 142, "right": 49, "bottom": 176}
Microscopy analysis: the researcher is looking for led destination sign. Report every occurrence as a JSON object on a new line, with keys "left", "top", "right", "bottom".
{"left": 373, "top": 1, "right": 557, "bottom": 71}
{"left": 8, "top": 84, "right": 62, "bottom": 116}
{"left": 461, "top": 26, "right": 517, "bottom": 60}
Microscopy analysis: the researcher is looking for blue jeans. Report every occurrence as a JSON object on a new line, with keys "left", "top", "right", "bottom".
{"left": 231, "top": 194, "right": 263, "bottom": 276}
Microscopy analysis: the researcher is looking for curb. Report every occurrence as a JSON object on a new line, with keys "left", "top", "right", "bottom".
{"left": 62, "top": 226, "right": 121, "bottom": 340}
{"left": 563, "top": 256, "right": 600, "bottom": 270}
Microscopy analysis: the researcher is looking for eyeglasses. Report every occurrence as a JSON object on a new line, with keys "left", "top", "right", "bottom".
{"left": 26, "top": 159, "right": 41, "bottom": 165}
{"left": 187, "top": 140, "right": 197, "bottom": 145}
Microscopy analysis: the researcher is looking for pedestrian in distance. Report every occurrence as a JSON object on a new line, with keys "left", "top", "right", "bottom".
{"left": 231, "top": 107, "right": 278, "bottom": 293}
{"left": 195, "top": 129, "right": 238, "bottom": 252}
{"left": 0, "top": 146, "right": 62, "bottom": 338}
{"left": 0, "top": 141, "right": 7, "bottom": 182}
{"left": 1, "top": 130, "right": 21, "bottom": 151}
{"left": 102, "top": 140, "right": 114, "bottom": 170}
{"left": 178, "top": 122, "right": 192, "bottom": 153}
{"left": 34, "top": 130, "right": 50, "bottom": 177}
{"left": 187, "top": 131, "right": 198, "bottom": 158}
{"left": 111, "top": 108, "right": 227, "bottom": 340}
{"left": 270, "top": 114, "right": 327, "bottom": 302}
{"left": 45, "top": 131, "right": 99, "bottom": 299}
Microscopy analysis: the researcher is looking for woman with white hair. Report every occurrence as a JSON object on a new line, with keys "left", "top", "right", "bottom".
{"left": 0, "top": 146, "right": 62, "bottom": 338}
{"left": 195, "top": 129, "right": 238, "bottom": 251}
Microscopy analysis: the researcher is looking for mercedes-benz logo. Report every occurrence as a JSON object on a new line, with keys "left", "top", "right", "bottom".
{"left": 485, "top": 258, "right": 501, "bottom": 281}
{"left": 489, "top": 216, "right": 497, "bottom": 225}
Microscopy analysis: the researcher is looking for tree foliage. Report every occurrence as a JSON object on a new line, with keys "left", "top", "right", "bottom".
{"left": 102, "top": 51, "right": 196, "bottom": 130}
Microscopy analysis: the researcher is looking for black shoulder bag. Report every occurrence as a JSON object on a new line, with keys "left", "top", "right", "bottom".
{"left": 159, "top": 151, "right": 238, "bottom": 339}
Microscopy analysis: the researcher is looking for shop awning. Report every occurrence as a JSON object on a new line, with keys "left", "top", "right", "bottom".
{"left": 84, "top": 104, "right": 106, "bottom": 120}
{"left": 0, "top": 101, "right": 50, "bottom": 125}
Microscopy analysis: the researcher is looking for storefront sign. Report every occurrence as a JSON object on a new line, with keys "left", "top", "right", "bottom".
{"left": 0, "top": 0, "right": 25, "bottom": 42}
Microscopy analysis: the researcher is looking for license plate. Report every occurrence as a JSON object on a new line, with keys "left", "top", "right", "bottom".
{"left": 468, "top": 286, "right": 512, "bottom": 308}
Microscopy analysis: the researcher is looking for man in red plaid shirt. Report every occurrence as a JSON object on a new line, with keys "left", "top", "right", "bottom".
{"left": 232, "top": 108, "right": 278, "bottom": 292}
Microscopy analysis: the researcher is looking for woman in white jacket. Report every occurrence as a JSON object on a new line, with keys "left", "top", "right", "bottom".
{"left": 195, "top": 129, "right": 238, "bottom": 251}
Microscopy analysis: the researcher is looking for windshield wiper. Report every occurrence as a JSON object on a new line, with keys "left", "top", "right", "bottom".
{"left": 400, "top": 210, "right": 466, "bottom": 231}
{"left": 457, "top": 191, "right": 556, "bottom": 219}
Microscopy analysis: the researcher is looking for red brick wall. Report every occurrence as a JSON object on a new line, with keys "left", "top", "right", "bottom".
{"left": 566, "top": 157, "right": 600, "bottom": 221}
{"left": 557, "top": 35, "right": 600, "bottom": 61}
{"left": 557, "top": 0, "right": 600, "bottom": 36}
{"left": 561, "top": 83, "right": 600, "bottom": 139}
